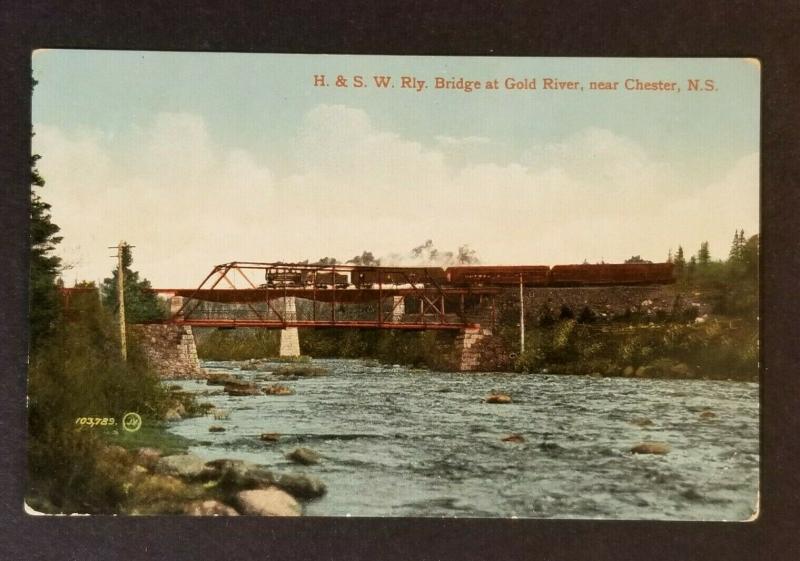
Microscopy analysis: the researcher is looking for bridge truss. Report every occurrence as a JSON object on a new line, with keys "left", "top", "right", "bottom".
{"left": 160, "top": 262, "right": 499, "bottom": 330}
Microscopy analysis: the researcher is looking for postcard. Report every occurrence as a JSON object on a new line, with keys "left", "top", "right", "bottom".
{"left": 27, "top": 52, "right": 759, "bottom": 519}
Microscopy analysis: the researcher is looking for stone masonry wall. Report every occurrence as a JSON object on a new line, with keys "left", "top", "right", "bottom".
{"left": 451, "top": 327, "right": 512, "bottom": 372}
{"left": 132, "top": 324, "right": 206, "bottom": 380}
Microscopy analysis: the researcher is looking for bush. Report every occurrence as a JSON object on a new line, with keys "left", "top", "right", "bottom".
{"left": 27, "top": 292, "right": 169, "bottom": 512}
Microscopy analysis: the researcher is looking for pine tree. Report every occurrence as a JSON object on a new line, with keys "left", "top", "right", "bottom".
{"left": 674, "top": 246, "right": 686, "bottom": 275}
{"left": 101, "top": 244, "right": 164, "bottom": 322}
{"left": 698, "top": 241, "right": 710, "bottom": 266}
{"left": 29, "top": 151, "right": 63, "bottom": 349}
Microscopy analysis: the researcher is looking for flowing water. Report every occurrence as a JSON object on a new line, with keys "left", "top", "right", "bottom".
{"left": 167, "top": 359, "right": 759, "bottom": 520}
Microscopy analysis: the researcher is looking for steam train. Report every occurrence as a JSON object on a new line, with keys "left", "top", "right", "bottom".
{"left": 262, "top": 263, "right": 674, "bottom": 288}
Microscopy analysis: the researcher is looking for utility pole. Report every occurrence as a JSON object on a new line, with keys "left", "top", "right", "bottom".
{"left": 519, "top": 274, "right": 525, "bottom": 355}
{"left": 109, "top": 241, "right": 132, "bottom": 360}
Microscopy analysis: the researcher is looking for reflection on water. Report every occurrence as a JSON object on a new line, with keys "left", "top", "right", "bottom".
{"left": 167, "top": 359, "right": 759, "bottom": 519}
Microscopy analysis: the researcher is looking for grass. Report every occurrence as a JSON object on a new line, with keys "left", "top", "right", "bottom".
{"left": 106, "top": 421, "right": 195, "bottom": 456}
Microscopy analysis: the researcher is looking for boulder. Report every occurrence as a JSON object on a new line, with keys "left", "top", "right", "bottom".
{"left": 207, "top": 372, "right": 239, "bottom": 386}
{"left": 260, "top": 432, "right": 281, "bottom": 443}
{"left": 155, "top": 454, "right": 210, "bottom": 480}
{"left": 134, "top": 447, "right": 162, "bottom": 471}
{"left": 264, "top": 384, "right": 294, "bottom": 396}
{"left": 630, "top": 442, "right": 671, "bottom": 455}
{"left": 699, "top": 410, "right": 717, "bottom": 419}
{"left": 629, "top": 418, "right": 654, "bottom": 427}
{"left": 236, "top": 488, "right": 301, "bottom": 516}
{"left": 485, "top": 393, "right": 512, "bottom": 404}
{"left": 501, "top": 434, "right": 525, "bottom": 443}
{"left": 670, "top": 363, "right": 694, "bottom": 378}
{"left": 205, "top": 459, "right": 274, "bottom": 491}
{"left": 623, "top": 366, "right": 635, "bottom": 377}
{"left": 286, "top": 447, "right": 321, "bottom": 465}
{"left": 276, "top": 473, "right": 327, "bottom": 499}
{"left": 164, "top": 408, "right": 183, "bottom": 421}
{"left": 185, "top": 499, "right": 239, "bottom": 516}
{"left": 209, "top": 425, "right": 226, "bottom": 433}
{"left": 224, "top": 382, "right": 261, "bottom": 396}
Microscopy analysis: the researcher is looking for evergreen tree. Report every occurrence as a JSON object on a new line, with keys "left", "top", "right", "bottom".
{"left": 101, "top": 244, "right": 165, "bottom": 322}
{"left": 729, "top": 229, "right": 746, "bottom": 263}
{"left": 674, "top": 246, "right": 686, "bottom": 275}
{"left": 687, "top": 255, "right": 697, "bottom": 280}
{"left": 29, "top": 150, "right": 63, "bottom": 349}
{"left": 698, "top": 241, "right": 711, "bottom": 266}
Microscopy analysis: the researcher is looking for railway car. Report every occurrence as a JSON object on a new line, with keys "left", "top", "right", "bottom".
{"left": 446, "top": 266, "right": 550, "bottom": 287}
{"left": 350, "top": 266, "right": 447, "bottom": 287}
{"left": 311, "top": 271, "right": 351, "bottom": 289}
{"left": 264, "top": 267, "right": 306, "bottom": 287}
{"left": 549, "top": 263, "right": 674, "bottom": 286}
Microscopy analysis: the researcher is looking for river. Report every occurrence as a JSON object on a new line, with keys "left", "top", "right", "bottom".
{"left": 166, "top": 358, "right": 759, "bottom": 520}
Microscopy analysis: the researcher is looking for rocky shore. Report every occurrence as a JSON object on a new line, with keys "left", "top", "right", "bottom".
{"left": 95, "top": 445, "right": 326, "bottom": 516}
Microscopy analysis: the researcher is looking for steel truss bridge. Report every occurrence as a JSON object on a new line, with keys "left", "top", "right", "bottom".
{"left": 154, "top": 262, "right": 500, "bottom": 331}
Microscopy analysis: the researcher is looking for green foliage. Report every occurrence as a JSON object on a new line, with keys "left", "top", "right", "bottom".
{"left": 27, "top": 292, "right": 170, "bottom": 512}
{"left": 29, "top": 152, "right": 63, "bottom": 349}
{"left": 698, "top": 241, "right": 711, "bottom": 266}
{"left": 195, "top": 328, "right": 279, "bottom": 360}
{"left": 100, "top": 244, "right": 166, "bottom": 322}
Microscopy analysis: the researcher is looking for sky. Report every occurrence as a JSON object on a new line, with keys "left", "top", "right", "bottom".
{"left": 32, "top": 51, "right": 760, "bottom": 287}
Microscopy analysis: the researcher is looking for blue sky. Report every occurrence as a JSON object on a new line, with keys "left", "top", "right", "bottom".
{"left": 33, "top": 51, "right": 760, "bottom": 286}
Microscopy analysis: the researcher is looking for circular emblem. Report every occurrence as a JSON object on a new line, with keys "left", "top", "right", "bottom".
{"left": 122, "top": 412, "right": 142, "bottom": 432}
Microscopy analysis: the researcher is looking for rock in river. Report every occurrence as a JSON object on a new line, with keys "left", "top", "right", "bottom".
{"left": 630, "top": 442, "right": 671, "bottom": 455}
{"left": 276, "top": 473, "right": 327, "bottom": 499}
{"left": 287, "top": 447, "right": 321, "bottom": 465}
{"left": 224, "top": 381, "right": 261, "bottom": 396}
{"left": 501, "top": 434, "right": 525, "bottom": 443}
{"left": 236, "top": 488, "right": 300, "bottom": 516}
{"left": 209, "top": 425, "right": 226, "bottom": 433}
{"left": 263, "top": 384, "right": 294, "bottom": 396}
{"left": 485, "top": 392, "right": 512, "bottom": 404}
{"left": 260, "top": 432, "right": 281, "bottom": 443}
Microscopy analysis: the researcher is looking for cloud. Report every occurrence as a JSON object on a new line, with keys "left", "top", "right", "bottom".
{"left": 34, "top": 112, "right": 275, "bottom": 286}
{"left": 34, "top": 105, "right": 758, "bottom": 285}
{"left": 435, "top": 135, "right": 491, "bottom": 147}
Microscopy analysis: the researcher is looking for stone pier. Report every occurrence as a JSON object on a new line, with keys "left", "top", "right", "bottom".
{"left": 279, "top": 296, "right": 301, "bottom": 357}
{"left": 451, "top": 326, "right": 512, "bottom": 372}
{"left": 390, "top": 296, "right": 405, "bottom": 322}
{"left": 133, "top": 324, "right": 205, "bottom": 379}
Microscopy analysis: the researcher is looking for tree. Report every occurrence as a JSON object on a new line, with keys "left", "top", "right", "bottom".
{"left": 687, "top": 255, "right": 697, "bottom": 280}
{"left": 729, "top": 229, "right": 746, "bottom": 263}
{"left": 698, "top": 241, "right": 710, "bottom": 266}
{"left": 624, "top": 255, "right": 652, "bottom": 264}
{"left": 674, "top": 246, "right": 686, "bottom": 275}
{"left": 315, "top": 257, "right": 338, "bottom": 265}
{"left": 29, "top": 149, "right": 63, "bottom": 349}
{"left": 741, "top": 234, "right": 759, "bottom": 277}
{"left": 101, "top": 244, "right": 164, "bottom": 322}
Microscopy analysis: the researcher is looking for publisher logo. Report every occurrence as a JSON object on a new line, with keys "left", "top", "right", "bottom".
{"left": 122, "top": 412, "right": 142, "bottom": 433}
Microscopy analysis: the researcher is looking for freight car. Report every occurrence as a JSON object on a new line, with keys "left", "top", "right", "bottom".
{"left": 311, "top": 270, "right": 350, "bottom": 289}
{"left": 446, "top": 266, "right": 551, "bottom": 287}
{"left": 549, "top": 263, "right": 674, "bottom": 286}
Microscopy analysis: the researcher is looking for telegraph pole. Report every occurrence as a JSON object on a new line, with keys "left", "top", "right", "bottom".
{"left": 519, "top": 274, "right": 525, "bottom": 355}
{"left": 109, "top": 241, "right": 132, "bottom": 360}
